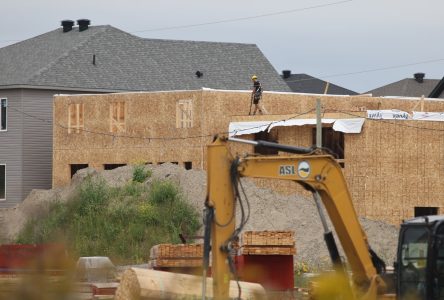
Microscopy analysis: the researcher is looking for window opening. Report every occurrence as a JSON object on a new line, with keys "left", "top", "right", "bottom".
{"left": 414, "top": 207, "right": 438, "bottom": 217}
{"left": 254, "top": 130, "right": 278, "bottom": 155}
{"left": 110, "top": 102, "right": 126, "bottom": 133}
{"left": 104, "top": 164, "right": 126, "bottom": 170}
{"left": 184, "top": 162, "right": 193, "bottom": 170}
{"left": 1, "top": 99, "right": 7, "bottom": 131}
{"left": 176, "top": 99, "right": 193, "bottom": 128}
{"left": 0, "top": 165, "right": 5, "bottom": 200}
{"left": 312, "top": 127, "right": 344, "bottom": 167}
{"left": 68, "top": 103, "right": 84, "bottom": 134}
{"left": 70, "top": 164, "right": 89, "bottom": 178}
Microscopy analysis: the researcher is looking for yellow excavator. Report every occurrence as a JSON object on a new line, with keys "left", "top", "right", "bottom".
{"left": 203, "top": 136, "right": 444, "bottom": 300}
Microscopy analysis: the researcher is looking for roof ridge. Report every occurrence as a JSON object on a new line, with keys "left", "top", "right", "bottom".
{"left": 27, "top": 26, "right": 110, "bottom": 82}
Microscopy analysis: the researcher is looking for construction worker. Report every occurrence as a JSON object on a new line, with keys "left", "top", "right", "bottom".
{"left": 250, "top": 75, "right": 267, "bottom": 115}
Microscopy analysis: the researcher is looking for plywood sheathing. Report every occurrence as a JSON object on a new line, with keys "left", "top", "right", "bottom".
{"left": 53, "top": 90, "right": 444, "bottom": 225}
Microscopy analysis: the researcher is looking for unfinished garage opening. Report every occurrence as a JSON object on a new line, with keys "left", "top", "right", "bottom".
{"left": 312, "top": 127, "right": 344, "bottom": 167}
{"left": 414, "top": 206, "right": 438, "bottom": 217}
{"left": 104, "top": 164, "right": 126, "bottom": 170}
{"left": 70, "top": 164, "right": 88, "bottom": 178}
{"left": 254, "top": 130, "right": 278, "bottom": 155}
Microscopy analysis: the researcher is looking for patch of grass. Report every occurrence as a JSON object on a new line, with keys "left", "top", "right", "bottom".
{"left": 16, "top": 176, "right": 201, "bottom": 265}
{"left": 132, "top": 165, "right": 152, "bottom": 183}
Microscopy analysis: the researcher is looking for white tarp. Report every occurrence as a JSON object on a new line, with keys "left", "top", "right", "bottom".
{"left": 228, "top": 118, "right": 365, "bottom": 137}
{"left": 367, "top": 109, "right": 410, "bottom": 120}
{"left": 412, "top": 111, "right": 444, "bottom": 121}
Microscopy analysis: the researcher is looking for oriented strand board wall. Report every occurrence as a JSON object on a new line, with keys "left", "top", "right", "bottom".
{"left": 53, "top": 90, "right": 444, "bottom": 224}
{"left": 53, "top": 91, "right": 211, "bottom": 187}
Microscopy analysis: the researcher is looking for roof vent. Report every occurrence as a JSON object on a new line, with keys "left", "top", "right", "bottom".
{"left": 61, "top": 20, "right": 75, "bottom": 33}
{"left": 414, "top": 72, "right": 425, "bottom": 83}
{"left": 282, "top": 70, "right": 291, "bottom": 79}
{"left": 195, "top": 71, "right": 203, "bottom": 78}
{"left": 77, "top": 19, "right": 91, "bottom": 32}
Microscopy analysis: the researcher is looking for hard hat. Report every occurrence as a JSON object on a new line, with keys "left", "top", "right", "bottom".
{"left": 251, "top": 75, "right": 258, "bottom": 80}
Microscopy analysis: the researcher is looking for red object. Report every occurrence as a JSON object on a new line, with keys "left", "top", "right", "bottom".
{"left": 91, "top": 283, "right": 119, "bottom": 295}
{"left": 235, "top": 254, "right": 294, "bottom": 291}
{"left": 0, "top": 244, "right": 66, "bottom": 273}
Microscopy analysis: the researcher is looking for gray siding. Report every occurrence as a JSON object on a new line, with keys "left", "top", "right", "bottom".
{"left": 0, "top": 89, "right": 23, "bottom": 207}
{"left": 22, "top": 90, "right": 57, "bottom": 200}
{"left": 22, "top": 89, "right": 94, "bottom": 202}
{"left": 0, "top": 87, "right": 104, "bottom": 208}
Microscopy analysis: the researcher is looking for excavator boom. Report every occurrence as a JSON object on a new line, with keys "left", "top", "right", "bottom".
{"left": 206, "top": 136, "right": 387, "bottom": 299}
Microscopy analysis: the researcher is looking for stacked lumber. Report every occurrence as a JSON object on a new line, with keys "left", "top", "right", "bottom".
{"left": 149, "top": 244, "right": 203, "bottom": 268}
{"left": 115, "top": 267, "right": 267, "bottom": 300}
{"left": 240, "top": 231, "right": 296, "bottom": 255}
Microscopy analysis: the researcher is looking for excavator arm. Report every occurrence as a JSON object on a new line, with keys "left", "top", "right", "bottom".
{"left": 206, "top": 136, "right": 387, "bottom": 299}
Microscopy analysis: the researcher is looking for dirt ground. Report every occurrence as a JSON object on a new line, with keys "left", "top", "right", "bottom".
{"left": 0, "top": 163, "right": 399, "bottom": 269}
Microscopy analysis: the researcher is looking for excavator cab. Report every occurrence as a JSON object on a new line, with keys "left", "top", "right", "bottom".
{"left": 397, "top": 216, "right": 444, "bottom": 299}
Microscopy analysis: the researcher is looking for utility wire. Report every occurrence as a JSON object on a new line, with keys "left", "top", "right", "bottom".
{"left": 7, "top": 106, "right": 316, "bottom": 141}
{"left": 131, "top": 0, "right": 352, "bottom": 33}
{"left": 0, "top": 0, "right": 351, "bottom": 43}
{"left": 9, "top": 102, "right": 444, "bottom": 141}
{"left": 283, "top": 58, "right": 444, "bottom": 83}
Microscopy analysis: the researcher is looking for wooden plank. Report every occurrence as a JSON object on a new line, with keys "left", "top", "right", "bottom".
{"left": 240, "top": 246, "right": 296, "bottom": 256}
{"left": 241, "top": 231, "right": 295, "bottom": 247}
{"left": 150, "top": 244, "right": 203, "bottom": 259}
{"left": 149, "top": 258, "right": 202, "bottom": 268}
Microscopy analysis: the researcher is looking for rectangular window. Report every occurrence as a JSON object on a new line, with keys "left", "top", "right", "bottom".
{"left": 176, "top": 99, "right": 193, "bottom": 128}
{"left": 104, "top": 163, "right": 126, "bottom": 170}
{"left": 0, "top": 165, "right": 5, "bottom": 200}
{"left": 312, "top": 127, "right": 344, "bottom": 167}
{"left": 110, "top": 102, "right": 126, "bottom": 133}
{"left": 1, "top": 99, "right": 7, "bottom": 131}
{"left": 70, "top": 164, "right": 89, "bottom": 178}
{"left": 68, "top": 103, "right": 84, "bottom": 134}
{"left": 414, "top": 207, "right": 438, "bottom": 217}
{"left": 184, "top": 161, "right": 192, "bottom": 170}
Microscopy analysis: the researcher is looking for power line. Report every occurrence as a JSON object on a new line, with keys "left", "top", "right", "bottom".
{"left": 0, "top": 0, "right": 352, "bottom": 43}
{"left": 283, "top": 58, "right": 444, "bottom": 83}
{"left": 7, "top": 106, "right": 317, "bottom": 141}
{"left": 131, "top": 0, "right": 353, "bottom": 33}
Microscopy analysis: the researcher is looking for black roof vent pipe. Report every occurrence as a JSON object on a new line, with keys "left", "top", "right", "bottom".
{"left": 77, "top": 19, "right": 91, "bottom": 32}
{"left": 414, "top": 72, "right": 425, "bottom": 83}
{"left": 61, "top": 20, "right": 75, "bottom": 33}
{"left": 282, "top": 70, "right": 291, "bottom": 79}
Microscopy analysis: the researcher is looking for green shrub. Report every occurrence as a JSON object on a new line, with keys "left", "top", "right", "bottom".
{"left": 149, "top": 180, "right": 179, "bottom": 205}
{"left": 132, "top": 165, "right": 152, "bottom": 183}
{"left": 16, "top": 177, "right": 201, "bottom": 265}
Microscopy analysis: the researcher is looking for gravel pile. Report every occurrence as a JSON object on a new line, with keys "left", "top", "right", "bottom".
{"left": 0, "top": 163, "right": 399, "bottom": 269}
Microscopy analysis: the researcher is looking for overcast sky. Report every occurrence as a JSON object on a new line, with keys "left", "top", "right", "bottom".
{"left": 1, "top": 0, "right": 443, "bottom": 93}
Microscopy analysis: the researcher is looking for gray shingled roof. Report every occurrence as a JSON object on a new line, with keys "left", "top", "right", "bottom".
{"left": 282, "top": 73, "right": 357, "bottom": 95}
{"left": 0, "top": 25, "right": 290, "bottom": 92}
{"left": 366, "top": 78, "right": 441, "bottom": 98}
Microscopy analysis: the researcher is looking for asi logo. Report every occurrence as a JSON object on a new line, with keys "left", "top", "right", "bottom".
{"left": 297, "top": 161, "right": 310, "bottom": 178}
{"left": 279, "top": 165, "right": 295, "bottom": 176}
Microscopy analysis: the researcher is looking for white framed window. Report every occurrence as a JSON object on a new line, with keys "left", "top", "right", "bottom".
{"left": 0, "top": 164, "right": 5, "bottom": 201}
{"left": 0, "top": 99, "right": 7, "bottom": 131}
{"left": 176, "top": 99, "right": 193, "bottom": 128}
